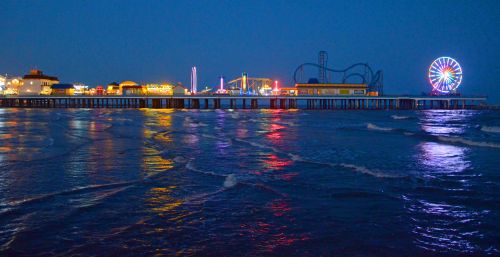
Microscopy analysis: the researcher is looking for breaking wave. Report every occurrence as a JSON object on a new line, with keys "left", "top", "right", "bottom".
{"left": 338, "top": 163, "right": 406, "bottom": 178}
{"left": 223, "top": 174, "right": 238, "bottom": 188}
{"left": 185, "top": 161, "right": 224, "bottom": 178}
{"left": 481, "top": 126, "right": 500, "bottom": 133}
{"left": 391, "top": 115, "right": 411, "bottom": 120}
{"left": 437, "top": 136, "right": 500, "bottom": 149}
{"left": 367, "top": 123, "right": 394, "bottom": 131}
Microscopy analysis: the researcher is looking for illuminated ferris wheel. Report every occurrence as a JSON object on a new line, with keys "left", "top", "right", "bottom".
{"left": 428, "top": 57, "right": 463, "bottom": 94}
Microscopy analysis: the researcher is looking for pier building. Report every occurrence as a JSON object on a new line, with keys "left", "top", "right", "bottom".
{"left": 50, "top": 84, "right": 75, "bottom": 96}
{"left": 22, "top": 69, "right": 59, "bottom": 95}
{"left": 122, "top": 85, "right": 147, "bottom": 96}
{"left": 145, "top": 83, "right": 174, "bottom": 95}
{"left": 5, "top": 77, "right": 23, "bottom": 95}
{"left": 295, "top": 83, "right": 367, "bottom": 96}
{"left": 0, "top": 75, "right": 4, "bottom": 92}
{"left": 106, "top": 82, "right": 120, "bottom": 95}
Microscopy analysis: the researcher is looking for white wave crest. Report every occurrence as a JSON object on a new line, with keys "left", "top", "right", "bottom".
{"left": 185, "top": 162, "right": 222, "bottom": 177}
{"left": 391, "top": 115, "right": 410, "bottom": 120}
{"left": 173, "top": 156, "right": 188, "bottom": 163}
{"left": 223, "top": 174, "right": 238, "bottom": 188}
{"left": 438, "top": 136, "right": 500, "bottom": 149}
{"left": 234, "top": 138, "right": 282, "bottom": 154}
{"left": 481, "top": 126, "right": 500, "bottom": 133}
{"left": 339, "top": 163, "right": 404, "bottom": 178}
{"left": 288, "top": 153, "right": 304, "bottom": 162}
{"left": 367, "top": 123, "right": 393, "bottom": 131}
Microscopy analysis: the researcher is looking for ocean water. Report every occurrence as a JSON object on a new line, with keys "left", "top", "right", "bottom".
{"left": 0, "top": 108, "right": 499, "bottom": 256}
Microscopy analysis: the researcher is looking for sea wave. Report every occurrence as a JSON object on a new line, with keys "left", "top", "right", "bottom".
{"left": 223, "top": 174, "right": 238, "bottom": 188}
{"left": 338, "top": 163, "right": 406, "bottom": 178}
{"left": 173, "top": 156, "right": 188, "bottom": 163}
{"left": 391, "top": 115, "right": 411, "bottom": 120}
{"left": 367, "top": 123, "right": 394, "bottom": 131}
{"left": 185, "top": 161, "right": 224, "bottom": 177}
{"left": 0, "top": 180, "right": 139, "bottom": 209}
{"left": 234, "top": 138, "right": 283, "bottom": 154}
{"left": 481, "top": 126, "right": 500, "bottom": 133}
{"left": 438, "top": 136, "right": 500, "bottom": 149}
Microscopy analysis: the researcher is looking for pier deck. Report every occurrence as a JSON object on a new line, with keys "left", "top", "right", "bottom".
{"left": 0, "top": 95, "right": 488, "bottom": 110}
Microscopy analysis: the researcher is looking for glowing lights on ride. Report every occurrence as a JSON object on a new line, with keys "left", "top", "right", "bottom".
{"left": 242, "top": 72, "right": 248, "bottom": 93}
{"left": 190, "top": 66, "right": 197, "bottom": 94}
{"left": 428, "top": 57, "right": 462, "bottom": 94}
{"left": 215, "top": 76, "right": 227, "bottom": 94}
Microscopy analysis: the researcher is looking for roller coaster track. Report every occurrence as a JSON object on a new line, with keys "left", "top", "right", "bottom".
{"left": 293, "top": 63, "right": 384, "bottom": 94}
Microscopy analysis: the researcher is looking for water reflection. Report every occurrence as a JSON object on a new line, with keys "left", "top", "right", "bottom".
{"left": 407, "top": 198, "right": 484, "bottom": 253}
{"left": 147, "top": 186, "right": 183, "bottom": 216}
{"left": 420, "top": 110, "right": 476, "bottom": 135}
{"left": 418, "top": 142, "right": 470, "bottom": 176}
{"left": 142, "top": 112, "right": 174, "bottom": 175}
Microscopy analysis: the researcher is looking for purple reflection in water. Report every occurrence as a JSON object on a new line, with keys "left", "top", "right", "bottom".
{"left": 418, "top": 142, "right": 470, "bottom": 176}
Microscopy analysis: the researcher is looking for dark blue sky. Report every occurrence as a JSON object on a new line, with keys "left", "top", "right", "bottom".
{"left": 1, "top": 0, "right": 499, "bottom": 102}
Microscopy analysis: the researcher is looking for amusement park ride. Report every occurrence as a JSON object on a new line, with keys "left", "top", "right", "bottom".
{"left": 293, "top": 51, "right": 384, "bottom": 95}
{"left": 199, "top": 52, "right": 463, "bottom": 98}
{"left": 428, "top": 57, "right": 463, "bottom": 96}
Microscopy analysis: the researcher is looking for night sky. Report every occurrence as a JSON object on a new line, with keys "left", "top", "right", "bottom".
{"left": 1, "top": 0, "right": 499, "bottom": 102}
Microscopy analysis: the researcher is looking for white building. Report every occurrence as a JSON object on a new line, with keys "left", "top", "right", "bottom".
{"left": 21, "top": 69, "right": 59, "bottom": 95}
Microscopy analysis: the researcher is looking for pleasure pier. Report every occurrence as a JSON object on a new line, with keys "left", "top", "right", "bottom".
{"left": 0, "top": 95, "right": 488, "bottom": 110}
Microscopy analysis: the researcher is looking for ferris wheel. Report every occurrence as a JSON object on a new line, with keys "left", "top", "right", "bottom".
{"left": 428, "top": 57, "right": 463, "bottom": 93}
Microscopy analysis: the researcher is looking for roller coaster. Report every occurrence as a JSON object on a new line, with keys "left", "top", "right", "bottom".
{"left": 293, "top": 51, "right": 384, "bottom": 94}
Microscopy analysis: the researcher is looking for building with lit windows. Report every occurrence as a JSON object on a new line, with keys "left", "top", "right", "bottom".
{"left": 106, "top": 82, "right": 120, "bottom": 95}
{"left": 3, "top": 76, "right": 24, "bottom": 95}
{"left": 145, "top": 83, "right": 174, "bottom": 95}
{"left": 122, "top": 85, "right": 146, "bottom": 96}
{"left": 295, "top": 83, "right": 367, "bottom": 96}
{"left": 119, "top": 81, "right": 146, "bottom": 96}
{"left": 280, "top": 87, "right": 298, "bottom": 96}
{"left": 0, "top": 75, "right": 5, "bottom": 93}
{"left": 51, "top": 84, "right": 75, "bottom": 96}
{"left": 73, "top": 83, "right": 88, "bottom": 95}
{"left": 22, "top": 69, "right": 59, "bottom": 95}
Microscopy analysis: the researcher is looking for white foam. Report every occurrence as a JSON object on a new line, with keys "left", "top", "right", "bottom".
{"left": 339, "top": 163, "right": 403, "bottom": 178}
{"left": 287, "top": 153, "right": 304, "bottom": 162}
{"left": 185, "top": 162, "right": 221, "bottom": 177}
{"left": 481, "top": 126, "right": 500, "bottom": 133}
{"left": 234, "top": 138, "right": 282, "bottom": 154}
{"left": 367, "top": 123, "right": 393, "bottom": 131}
{"left": 391, "top": 115, "right": 410, "bottom": 120}
{"left": 223, "top": 174, "right": 238, "bottom": 188}
{"left": 438, "top": 136, "right": 500, "bottom": 149}
{"left": 173, "top": 156, "right": 188, "bottom": 163}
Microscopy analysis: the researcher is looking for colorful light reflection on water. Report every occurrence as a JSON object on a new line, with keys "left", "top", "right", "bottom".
{"left": 0, "top": 108, "right": 498, "bottom": 256}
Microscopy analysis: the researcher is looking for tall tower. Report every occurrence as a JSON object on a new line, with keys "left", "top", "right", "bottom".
{"left": 220, "top": 76, "right": 224, "bottom": 91}
{"left": 318, "top": 51, "right": 328, "bottom": 83}
{"left": 190, "top": 66, "right": 197, "bottom": 94}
